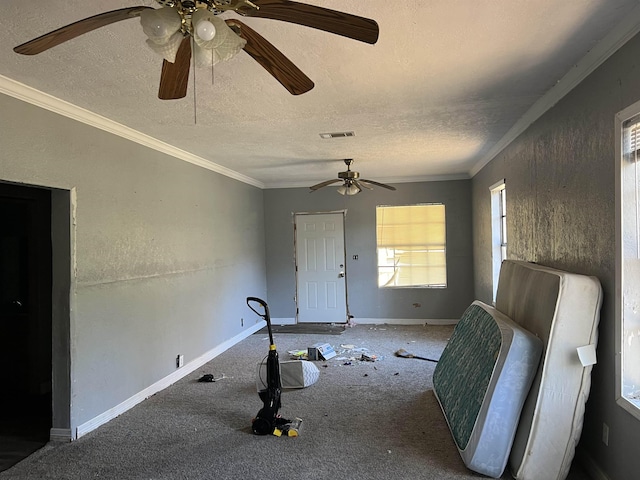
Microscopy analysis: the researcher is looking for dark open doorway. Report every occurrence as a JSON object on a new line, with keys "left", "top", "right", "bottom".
{"left": 0, "top": 182, "right": 52, "bottom": 471}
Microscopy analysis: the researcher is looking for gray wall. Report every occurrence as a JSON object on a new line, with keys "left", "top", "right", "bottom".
{"left": 264, "top": 180, "right": 474, "bottom": 322}
{"left": 0, "top": 93, "right": 267, "bottom": 434}
{"left": 472, "top": 31, "right": 640, "bottom": 480}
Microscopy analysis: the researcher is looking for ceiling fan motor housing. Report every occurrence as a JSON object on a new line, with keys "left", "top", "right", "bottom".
{"left": 338, "top": 170, "right": 359, "bottom": 180}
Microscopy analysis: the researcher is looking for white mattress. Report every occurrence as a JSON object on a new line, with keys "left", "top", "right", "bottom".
{"left": 433, "top": 300, "right": 542, "bottom": 478}
{"left": 495, "top": 260, "right": 603, "bottom": 480}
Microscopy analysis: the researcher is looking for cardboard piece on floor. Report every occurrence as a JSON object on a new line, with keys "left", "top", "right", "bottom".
{"left": 308, "top": 342, "right": 336, "bottom": 360}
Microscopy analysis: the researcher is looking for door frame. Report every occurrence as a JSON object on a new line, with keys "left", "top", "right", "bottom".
{"left": 0, "top": 181, "right": 73, "bottom": 441}
{"left": 293, "top": 210, "right": 349, "bottom": 324}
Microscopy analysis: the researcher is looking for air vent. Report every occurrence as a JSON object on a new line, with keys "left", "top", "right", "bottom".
{"left": 319, "top": 131, "right": 355, "bottom": 139}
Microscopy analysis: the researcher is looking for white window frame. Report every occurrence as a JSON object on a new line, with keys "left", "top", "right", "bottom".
{"left": 490, "top": 180, "right": 507, "bottom": 302}
{"left": 376, "top": 203, "right": 447, "bottom": 289}
{"left": 615, "top": 100, "right": 640, "bottom": 421}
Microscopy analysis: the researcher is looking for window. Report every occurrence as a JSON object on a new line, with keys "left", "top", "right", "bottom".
{"left": 376, "top": 204, "right": 446, "bottom": 288}
{"left": 490, "top": 180, "right": 507, "bottom": 302}
{"left": 615, "top": 102, "right": 640, "bottom": 420}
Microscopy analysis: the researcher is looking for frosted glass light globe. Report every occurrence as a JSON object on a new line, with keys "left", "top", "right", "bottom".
{"left": 140, "top": 7, "right": 181, "bottom": 41}
{"left": 346, "top": 184, "right": 360, "bottom": 195}
{"left": 196, "top": 20, "right": 216, "bottom": 41}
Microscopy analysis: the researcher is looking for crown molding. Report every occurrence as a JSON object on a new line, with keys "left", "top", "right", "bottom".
{"left": 0, "top": 75, "right": 264, "bottom": 189}
{"left": 468, "top": 4, "right": 640, "bottom": 177}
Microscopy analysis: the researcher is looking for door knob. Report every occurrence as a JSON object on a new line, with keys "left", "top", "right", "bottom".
{"left": 338, "top": 272, "right": 345, "bottom": 278}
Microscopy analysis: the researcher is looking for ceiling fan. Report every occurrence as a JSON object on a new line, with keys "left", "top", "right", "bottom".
{"left": 310, "top": 159, "right": 396, "bottom": 195}
{"left": 13, "top": 1, "right": 379, "bottom": 99}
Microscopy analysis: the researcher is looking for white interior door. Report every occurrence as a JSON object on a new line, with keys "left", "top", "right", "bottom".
{"left": 295, "top": 212, "right": 347, "bottom": 323}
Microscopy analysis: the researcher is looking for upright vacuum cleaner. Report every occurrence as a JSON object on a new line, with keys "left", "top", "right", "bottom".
{"left": 246, "top": 297, "right": 301, "bottom": 436}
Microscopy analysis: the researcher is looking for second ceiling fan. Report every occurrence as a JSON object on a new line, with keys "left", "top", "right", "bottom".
{"left": 310, "top": 159, "right": 396, "bottom": 195}
{"left": 13, "top": 0, "right": 379, "bottom": 99}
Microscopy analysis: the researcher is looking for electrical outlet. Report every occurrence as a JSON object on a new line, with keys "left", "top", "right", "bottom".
{"left": 176, "top": 354, "right": 184, "bottom": 368}
{"left": 602, "top": 422, "right": 609, "bottom": 446}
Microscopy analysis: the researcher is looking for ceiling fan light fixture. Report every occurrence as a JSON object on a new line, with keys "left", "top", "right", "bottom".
{"left": 346, "top": 183, "right": 360, "bottom": 195}
{"left": 192, "top": 10, "right": 247, "bottom": 66}
{"left": 140, "top": 7, "right": 181, "bottom": 42}
{"left": 140, "top": 7, "right": 183, "bottom": 62}
{"left": 336, "top": 181, "right": 360, "bottom": 195}
{"left": 195, "top": 19, "right": 216, "bottom": 41}
{"left": 145, "top": 31, "right": 183, "bottom": 63}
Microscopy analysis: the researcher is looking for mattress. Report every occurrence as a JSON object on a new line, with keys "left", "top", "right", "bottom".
{"left": 433, "top": 300, "right": 542, "bottom": 478}
{"left": 495, "top": 260, "right": 603, "bottom": 480}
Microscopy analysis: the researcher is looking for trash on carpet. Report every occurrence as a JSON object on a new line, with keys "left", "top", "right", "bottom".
{"left": 289, "top": 343, "right": 383, "bottom": 365}
{"left": 288, "top": 349, "right": 308, "bottom": 360}
{"left": 360, "top": 353, "right": 378, "bottom": 362}
{"left": 197, "top": 373, "right": 227, "bottom": 382}
{"left": 337, "top": 344, "right": 383, "bottom": 363}
{"left": 273, "top": 417, "right": 303, "bottom": 437}
{"left": 307, "top": 342, "right": 337, "bottom": 360}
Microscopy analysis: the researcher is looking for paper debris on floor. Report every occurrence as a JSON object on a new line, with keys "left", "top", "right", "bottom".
{"left": 288, "top": 350, "right": 308, "bottom": 360}
{"left": 307, "top": 342, "right": 337, "bottom": 360}
{"left": 333, "top": 344, "right": 384, "bottom": 364}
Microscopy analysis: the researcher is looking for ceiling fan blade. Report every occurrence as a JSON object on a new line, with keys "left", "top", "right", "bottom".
{"left": 235, "top": 0, "right": 379, "bottom": 45}
{"left": 360, "top": 179, "right": 397, "bottom": 191}
{"left": 353, "top": 179, "right": 373, "bottom": 190}
{"left": 13, "top": 7, "right": 153, "bottom": 55}
{"left": 226, "top": 20, "right": 314, "bottom": 95}
{"left": 310, "top": 179, "right": 341, "bottom": 191}
{"left": 158, "top": 36, "right": 192, "bottom": 100}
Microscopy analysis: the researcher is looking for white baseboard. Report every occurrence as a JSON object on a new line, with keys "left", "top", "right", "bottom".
{"left": 75, "top": 322, "right": 265, "bottom": 439}
{"left": 268, "top": 318, "right": 458, "bottom": 326}
{"left": 352, "top": 318, "right": 458, "bottom": 326}
{"left": 271, "top": 317, "right": 296, "bottom": 325}
{"left": 50, "top": 428, "right": 72, "bottom": 442}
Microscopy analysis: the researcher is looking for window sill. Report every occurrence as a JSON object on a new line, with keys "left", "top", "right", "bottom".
{"left": 617, "top": 396, "right": 640, "bottom": 422}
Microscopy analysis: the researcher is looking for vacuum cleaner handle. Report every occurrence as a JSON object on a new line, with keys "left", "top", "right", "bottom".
{"left": 246, "top": 297, "right": 269, "bottom": 318}
{"left": 247, "top": 297, "right": 275, "bottom": 345}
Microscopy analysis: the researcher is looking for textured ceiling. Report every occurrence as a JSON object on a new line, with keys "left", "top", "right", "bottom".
{"left": 1, "top": 0, "right": 640, "bottom": 188}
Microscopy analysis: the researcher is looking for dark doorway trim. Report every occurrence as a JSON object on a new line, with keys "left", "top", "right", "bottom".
{"left": 0, "top": 181, "right": 72, "bottom": 442}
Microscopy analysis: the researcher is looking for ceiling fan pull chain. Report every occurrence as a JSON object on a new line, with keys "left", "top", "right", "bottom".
{"left": 192, "top": 36, "right": 197, "bottom": 125}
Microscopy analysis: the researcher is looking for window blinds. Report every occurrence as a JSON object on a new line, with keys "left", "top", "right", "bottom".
{"left": 376, "top": 204, "right": 447, "bottom": 287}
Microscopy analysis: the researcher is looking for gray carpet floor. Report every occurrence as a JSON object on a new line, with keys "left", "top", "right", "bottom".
{"left": 0, "top": 324, "right": 591, "bottom": 480}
